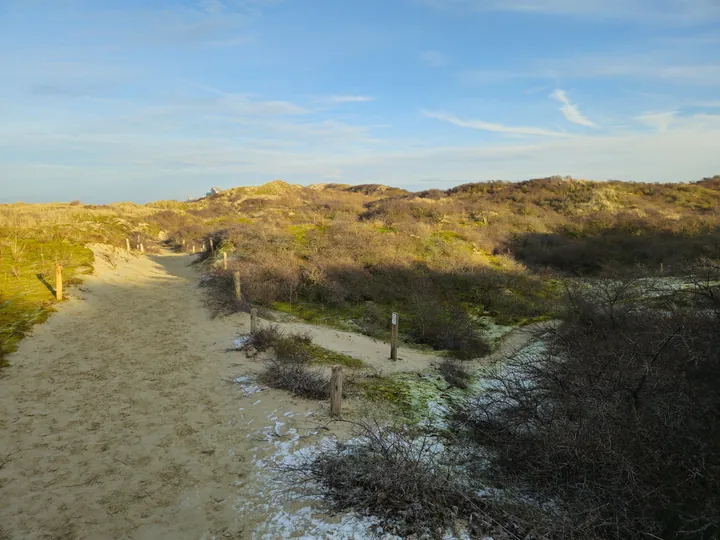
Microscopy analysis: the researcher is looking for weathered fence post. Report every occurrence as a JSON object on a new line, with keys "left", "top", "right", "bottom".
{"left": 192, "top": 245, "right": 196, "bottom": 254}
{"left": 202, "top": 243, "right": 206, "bottom": 252}
{"left": 55, "top": 263, "right": 63, "bottom": 301}
{"left": 140, "top": 244, "right": 145, "bottom": 254}
{"left": 223, "top": 251, "right": 228, "bottom": 270}
{"left": 390, "top": 312, "right": 399, "bottom": 360}
{"left": 233, "top": 271, "right": 242, "bottom": 301}
{"left": 210, "top": 238, "right": 214, "bottom": 253}
{"left": 251, "top": 308, "right": 258, "bottom": 334}
{"left": 126, "top": 238, "right": 131, "bottom": 252}
{"left": 330, "top": 365, "right": 343, "bottom": 417}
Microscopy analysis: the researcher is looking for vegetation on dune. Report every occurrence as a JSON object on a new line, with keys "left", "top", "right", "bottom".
{"left": 301, "top": 267, "right": 720, "bottom": 539}
{"left": 240, "top": 326, "right": 362, "bottom": 398}
{"left": 3, "top": 175, "right": 719, "bottom": 365}
{"left": 3, "top": 177, "right": 720, "bottom": 537}
{"left": 243, "top": 325, "right": 365, "bottom": 369}
{"left": 162, "top": 176, "right": 719, "bottom": 357}
{"left": 0, "top": 204, "right": 161, "bottom": 366}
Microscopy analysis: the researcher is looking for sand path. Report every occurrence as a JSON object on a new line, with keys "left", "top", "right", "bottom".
{"left": 0, "top": 248, "right": 544, "bottom": 539}
{"left": 0, "top": 248, "right": 451, "bottom": 540}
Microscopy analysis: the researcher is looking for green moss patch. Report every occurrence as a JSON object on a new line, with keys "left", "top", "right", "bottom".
{"left": 359, "top": 371, "right": 471, "bottom": 421}
{"left": 303, "top": 343, "right": 365, "bottom": 369}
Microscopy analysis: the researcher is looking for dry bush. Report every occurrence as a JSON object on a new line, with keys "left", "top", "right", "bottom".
{"left": 408, "top": 300, "right": 491, "bottom": 359}
{"left": 199, "top": 269, "right": 248, "bottom": 316}
{"left": 243, "top": 325, "right": 284, "bottom": 355}
{"left": 242, "top": 326, "right": 336, "bottom": 400}
{"left": 452, "top": 277, "right": 720, "bottom": 539}
{"left": 437, "top": 358, "right": 472, "bottom": 389}
{"left": 292, "top": 421, "right": 504, "bottom": 539}
{"left": 259, "top": 357, "right": 330, "bottom": 400}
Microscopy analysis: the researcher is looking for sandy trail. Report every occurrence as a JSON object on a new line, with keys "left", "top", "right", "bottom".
{"left": 0, "top": 248, "right": 451, "bottom": 540}
{"left": 0, "top": 248, "right": 543, "bottom": 540}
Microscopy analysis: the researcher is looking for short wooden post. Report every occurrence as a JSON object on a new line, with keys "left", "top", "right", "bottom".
{"left": 137, "top": 244, "right": 141, "bottom": 251}
{"left": 250, "top": 308, "right": 258, "bottom": 333}
{"left": 233, "top": 271, "right": 241, "bottom": 301}
{"left": 140, "top": 244, "right": 145, "bottom": 254}
{"left": 223, "top": 251, "right": 228, "bottom": 270}
{"left": 390, "top": 312, "right": 399, "bottom": 361}
{"left": 55, "top": 263, "right": 63, "bottom": 301}
{"left": 126, "top": 238, "right": 131, "bottom": 251}
{"left": 210, "top": 238, "right": 214, "bottom": 253}
{"left": 192, "top": 245, "right": 196, "bottom": 254}
{"left": 330, "top": 365, "right": 343, "bottom": 417}
{"left": 202, "top": 243, "right": 206, "bottom": 252}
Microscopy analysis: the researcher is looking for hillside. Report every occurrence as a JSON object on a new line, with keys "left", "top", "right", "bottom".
{"left": 3, "top": 176, "right": 719, "bottom": 364}
{"left": 2, "top": 177, "right": 719, "bottom": 539}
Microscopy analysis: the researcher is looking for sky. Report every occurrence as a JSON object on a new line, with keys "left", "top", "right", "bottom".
{"left": 1, "top": 0, "right": 719, "bottom": 203}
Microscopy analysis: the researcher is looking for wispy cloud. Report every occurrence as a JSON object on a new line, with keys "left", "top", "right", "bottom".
{"left": 76, "top": 1, "right": 283, "bottom": 48}
{"left": 420, "top": 50, "right": 450, "bottom": 68}
{"left": 198, "top": 0, "right": 226, "bottom": 15}
{"left": 550, "top": 89, "right": 598, "bottom": 128}
{"left": 635, "top": 111, "right": 677, "bottom": 132}
{"left": 423, "top": 110, "right": 570, "bottom": 137}
{"left": 538, "top": 55, "right": 720, "bottom": 85}
{"left": 6, "top": 112, "right": 720, "bottom": 202}
{"left": 198, "top": 85, "right": 309, "bottom": 115}
{"left": 326, "top": 95, "right": 374, "bottom": 103}
{"left": 417, "top": 0, "right": 720, "bottom": 21}
{"left": 460, "top": 58, "right": 720, "bottom": 88}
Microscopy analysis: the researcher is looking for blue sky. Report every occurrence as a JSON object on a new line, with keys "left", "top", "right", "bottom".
{"left": 1, "top": 0, "right": 719, "bottom": 203}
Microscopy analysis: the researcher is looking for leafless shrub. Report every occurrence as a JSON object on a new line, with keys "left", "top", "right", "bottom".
{"left": 453, "top": 277, "right": 720, "bottom": 539}
{"left": 408, "top": 301, "right": 491, "bottom": 359}
{"left": 291, "top": 420, "right": 517, "bottom": 539}
{"left": 259, "top": 357, "right": 330, "bottom": 400}
{"left": 437, "top": 358, "right": 472, "bottom": 389}
{"left": 243, "top": 325, "right": 312, "bottom": 362}
{"left": 199, "top": 269, "right": 248, "bottom": 316}
{"left": 242, "top": 326, "right": 340, "bottom": 399}
{"left": 243, "top": 325, "right": 284, "bottom": 356}
{"left": 685, "top": 257, "right": 720, "bottom": 308}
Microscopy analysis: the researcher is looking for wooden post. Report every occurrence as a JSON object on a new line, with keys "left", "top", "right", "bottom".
{"left": 330, "top": 365, "right": 343, "bottom": 417}
{"left": 390, "top": 312, "right": 399, "bottom": 361}
{"left": 202, "top": 243, "right": 206, "bottom": 252}
{"left": 223, "top": 251, "right": 228, "bottom": 270}
{"left": 126, "top": 238, "right": 131, "bottom": 251}
{"left": 233, "top": 271, "right": 241, "bottom": 301}
{"left": 140, "top": 244, "right": 145, "bottom": 254}
{"left": 55, "top": 263, "right": 63, "bottom": 301}
{"left": 210, "top": 238, "right": 214, "bottom": 253}
{"left": 192, "top": 245, "right": 196, "bottom": 254}
{"left": 250, "top": 308, "right": 257, "bottom": 334}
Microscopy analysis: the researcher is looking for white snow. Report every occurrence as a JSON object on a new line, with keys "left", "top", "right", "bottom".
{"left": 233, "top": 376, "right": 264, "bottom": 396}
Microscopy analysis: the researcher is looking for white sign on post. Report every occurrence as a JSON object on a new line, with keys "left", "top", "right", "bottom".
{"left": 392, "top": 313, "right": 397, "bottom": 325}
